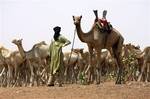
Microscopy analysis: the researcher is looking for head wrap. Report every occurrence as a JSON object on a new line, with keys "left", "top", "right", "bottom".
{"left": 53, "top": 26, "right": 61, "bottom": 33}
{"left": 53, "top": 26, "right": 61, "bottom": 41}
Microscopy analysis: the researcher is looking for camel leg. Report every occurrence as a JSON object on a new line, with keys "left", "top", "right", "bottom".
{"left": 27, "top": 60, "right": 34, "bottom": 87}
{"left": 7, "top": 65, "right": 13, "bottom": 87}
{"left": 95, "top": 50, "right": 102, "bottom": 84}
{"left": 114, "top": 37, "right": 124, "bottom": 84}
{"left": 0, "top": 67, "right": 5, "bottom": 87}
{"left": 146, "top": 63, "right": 150, "bottom": 82}
{"left": 85, "top": 45, "right": 93, "bottom": 84}
{"left": 34, "top": 63, "right": 40, "bottom": 86}
{"left": 0, "top": 67, "right": 5, "bottom": 77}
{"left": 37, "top": 58, "right": 44, "bottom": 86}
{"left": 148, "top": 63, "right": 150, "bottom": 82}
{"left": 64, "top": 64, "right": 68, "bottom": 83}
{"left": 13, "top": 62, "right": 19, "bottom": 87}
{"left": 72, "top": 63, "right": 78, "bottom": 84}
{"left": 114, "top": 52, "right": 122, "bottom": 84}
{"left": 138, "top": 61, "right": 146, "bottom": 82}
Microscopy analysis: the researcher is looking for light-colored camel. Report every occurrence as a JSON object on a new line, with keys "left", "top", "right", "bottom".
{"left": 73, "top": 16, "right": 124, "bottom": 84}
{"left": 0, "top": 46, "right": 9, "bottom": 86}
{"left": 76, "top": 48, "right": 117, "bottom": 82}
{"left": 74, "top": 49, "right": 108, "bottom": 78}
{"left": 138, "top": 46, "right": 150, "bottom": 82}
{"left": 12, "top": 39, "right": 49, "bottom": 86}
{"left": 0, "top": 46, "right": 24, "bottom": 87}
{"left": 63, "top": 48, "right": 84, "bottom": 83}
{"left": 8, "top": 51, "right": 24, "bottom": 86}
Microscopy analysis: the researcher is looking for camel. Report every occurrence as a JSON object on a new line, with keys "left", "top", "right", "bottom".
{"left": 121, "top": 44, "right": 142, "bottom": 81}
{"left": 71, "top": 48, "right": 87, "bottom": 74}
{"left": 0, "top": 46, "right": 24, "bottom": 87}
{"left": 101, "top": 49, "right": 118, "bottom": 78}
{"left": 73, "top": 16, "right": 124, "bottom": 84}
{"left": 0, "top": 46, "right": 9, "bottom": 86}
{"left": 138, "top": 46, "right": 150, "bottom": 82}
{"left": 70, "top": 48, "right": 117, "bottom": 83}
{"left": 12, "top": 39, "right": 49, "bottom": 86}
{"left": 8, "top": 51, "right": 25, "bottom": 86}
{"left": 63, "top": 48, "right": 84, "bottom": 83}
{"left": 75, "top": 48, "right": 117, "bottom": 82}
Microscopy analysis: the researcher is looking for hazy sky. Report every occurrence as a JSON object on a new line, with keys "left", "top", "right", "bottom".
{"left": 0, "top": 0, "right": 149, "bottom": 51}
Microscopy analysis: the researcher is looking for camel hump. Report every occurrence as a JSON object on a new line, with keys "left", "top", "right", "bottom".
{"left": 112, "top": 28, "right": 122, "bottom": 35}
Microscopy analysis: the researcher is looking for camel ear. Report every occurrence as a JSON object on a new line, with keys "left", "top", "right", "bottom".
{"left": 80, "top": 15, "right": 82, "bottom": 19}
{"left": 12, "top": 39, "right": 15, "bottom": 43}
{"left": 136, "top": 45, "right": 140, "bottom": 49}
{"left": 20, "top": 38, "right": 23, "bottom": 41}
{"left": 42, "top": 41, "right": 46, "bottom": 45}
{"left": 72, "top": 16, "right": 75, "bottom": 21}
{"left": 80, "top": 48, "right": 84, "bottom": 52}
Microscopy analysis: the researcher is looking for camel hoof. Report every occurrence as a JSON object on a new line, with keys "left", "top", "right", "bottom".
{"left": 115, "top": 80, "right": 121, "bottom": 84}
{"left": 47, "top": 84, "right": 54, "bottom": 87}
{"left": 29, "top": 83, "right": 33, "bottom": 87}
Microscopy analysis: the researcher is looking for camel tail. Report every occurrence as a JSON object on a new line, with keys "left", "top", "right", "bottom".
{"left": 117, "top": 36, "right": 124, "bottom": 55}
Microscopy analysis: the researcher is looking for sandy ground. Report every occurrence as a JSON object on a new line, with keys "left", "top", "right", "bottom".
{"left": 0, "top": 82, "right": 149, "bottom": 99}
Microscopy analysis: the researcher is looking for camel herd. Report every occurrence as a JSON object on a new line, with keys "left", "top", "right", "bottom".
{"left": 0, "top": 15, "right": 149, "bottom": 87}
{"left": 0, "top": 39, "right": 49, "bottom": 87}
{"left": 0, "top": 39, "right": 149, "bottom": 87}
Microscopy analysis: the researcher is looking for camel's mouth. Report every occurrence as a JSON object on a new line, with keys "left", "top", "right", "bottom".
{"left": 12, "top": 40, "right": 16, "bottom": 43}
{"left": 73, "top": 21, "right": 79, "bottom": 25}
{"left": 74, "top": 22, "right": 76, "bottom": 25}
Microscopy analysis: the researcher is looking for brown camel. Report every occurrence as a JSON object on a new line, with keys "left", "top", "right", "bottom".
{"left": 73, "top": 16, "right": 124, "bottom": 84}
{"left": 138, "top": 46, "right": 150, "bottom": 82}
{"left": 12, "top": 39, "right": 49, "bottom": 86}
{"left": 121, "top": 44, "right": 142, "bottom": 81}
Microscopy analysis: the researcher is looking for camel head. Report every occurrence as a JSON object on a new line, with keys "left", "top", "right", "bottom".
{"left": 12, "top": 39, "right": 23, "bottom": 46}
{"left": 72, "top": 48, "right": 84, "bottom": 54}
{"left": 0, "top": 46, "right": 7, "bottom": 52}
{"left": 32, "top": 41, "right": 47, "bottom": 48}
{"left": 73, "top": 15, "right": 82, "bottom": 25}
{"left": 38, "top": 41, "right": 47, "bottom": 45}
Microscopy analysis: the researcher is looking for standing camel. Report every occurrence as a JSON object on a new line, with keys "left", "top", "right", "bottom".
{"left": 0, "top": 46, "right": 24, "bottom": 87}
{"left": 63, "top": 48, "right": 85, "bottom": 83}
{"left": 138, "top": 46, "right": 150, "bottom": 82}
{"left": 73, "top": 16, "right": 124, "bottom": 84}
{"left": 12, "top": 39, "right": 49, "bottom": 86}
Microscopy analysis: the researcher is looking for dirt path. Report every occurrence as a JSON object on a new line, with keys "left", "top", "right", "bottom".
{"left": 0, "top": 82, "right": 149, "bottom": 99}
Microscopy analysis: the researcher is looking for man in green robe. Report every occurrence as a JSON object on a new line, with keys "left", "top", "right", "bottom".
{"left": 47, "top": 26, "right": 71, "bottom": 87}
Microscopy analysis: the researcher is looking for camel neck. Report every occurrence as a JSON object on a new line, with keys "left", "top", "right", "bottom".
{"left": 75, "top": 23, "right": 90, "bottom": 43}
{"left": 16, "top": 44, "right": 26, "bottom": 58}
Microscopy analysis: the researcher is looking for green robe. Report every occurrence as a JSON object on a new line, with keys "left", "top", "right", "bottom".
{"left": 49, "top": 35, "right": 70, "bottom": 75}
